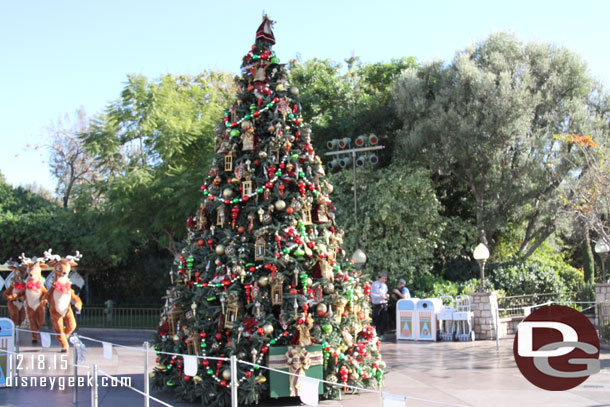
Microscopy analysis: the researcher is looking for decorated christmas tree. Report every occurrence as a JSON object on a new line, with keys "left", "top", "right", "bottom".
{"left": 152, "top": 16, "right": 384, "bottom": 406}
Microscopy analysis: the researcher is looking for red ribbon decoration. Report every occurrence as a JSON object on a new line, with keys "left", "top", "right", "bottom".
{"left": 14, "top": 282, "right": 26, "bottom": 291}
{"left": 54, "top": 281, "right": 71, "bottom": 294}
{"left": 27, "top": 280, "right": 42, "bottom": 291}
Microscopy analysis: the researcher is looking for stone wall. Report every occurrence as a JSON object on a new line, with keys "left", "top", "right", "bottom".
{"left": 469, "top": 292, "right": 498, "bottom": 340}
{"left": 596, "top": 283, "right": 610, "bottom": 303}
{"left": 498, "top": 317, "right": 521, "bottom": 338}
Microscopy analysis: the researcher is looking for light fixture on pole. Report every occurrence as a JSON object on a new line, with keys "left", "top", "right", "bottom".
{"left": 594, "top": 239, "right": 610, "bottom": 282}
{"left": 473, "top": 243, "right": 490, "bottom": 290}
{"left": 352, "top": 248, "right": 367, "bottom": 268}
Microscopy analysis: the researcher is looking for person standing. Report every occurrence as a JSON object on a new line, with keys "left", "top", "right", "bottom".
{"left": 370, "top": 272, "right": 389, "bottom": 340}
{"left": 392, "top": 279, "right": 411, "bottom": 300}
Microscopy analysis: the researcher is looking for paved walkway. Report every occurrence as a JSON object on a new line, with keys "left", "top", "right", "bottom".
{"left": 0, "top": 329, "right": 608, "bottom": 407}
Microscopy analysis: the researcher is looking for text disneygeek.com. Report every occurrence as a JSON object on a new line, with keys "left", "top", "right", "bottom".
{"left": 5, "top": 375, "right": 132, "bottom": 390}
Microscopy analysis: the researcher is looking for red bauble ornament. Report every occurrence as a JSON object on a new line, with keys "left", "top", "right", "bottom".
{"left": 184, "top": 375, "right": 191, "bottom": 382}
{"left": 198, "top": 239, "right": 205, "bottom": 247}
{"left": 286, "top": 207, "right": 294, "bottom": 215}
{"left": 245, "top": 371, "right": 252, "bottom": 377}
{"left": 215, "top": 333, "right": 222, "bottom": 341}
{"left": 220, "top": 379, "right": 227, "bottom": 387}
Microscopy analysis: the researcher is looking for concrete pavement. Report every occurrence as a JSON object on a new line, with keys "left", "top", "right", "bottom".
{"left": 0, "top": 329, "right": 608, "bottom": 407}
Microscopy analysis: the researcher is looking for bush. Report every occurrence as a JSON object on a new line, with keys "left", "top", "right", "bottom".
{"left": 488, "top": 262, "right": 567, "bottom": 296}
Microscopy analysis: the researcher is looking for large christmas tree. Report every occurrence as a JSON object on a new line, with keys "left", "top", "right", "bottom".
{"left": 152, "top": 16, "right": 384, "bottom": 406}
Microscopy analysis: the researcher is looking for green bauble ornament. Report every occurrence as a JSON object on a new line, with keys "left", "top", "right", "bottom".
{"left": 322, "top": 324, "right": 332, "bottom": 334}
{"left": 230, "top": 129, "right": 240, "bottom": 137}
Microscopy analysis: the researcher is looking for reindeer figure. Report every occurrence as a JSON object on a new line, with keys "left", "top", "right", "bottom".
{"left": 2, "top": 259, "right": 27, "bottom": 327}
{"left": 42, "top": 250, "right": 83, "bottom": 352}
{"left": 22, "top": 254, "right": 49, "bottom": 344}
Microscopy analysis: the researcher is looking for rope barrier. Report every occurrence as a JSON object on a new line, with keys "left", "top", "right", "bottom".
{"left": 77, "top": 334, "right": 229, "bottom": 362}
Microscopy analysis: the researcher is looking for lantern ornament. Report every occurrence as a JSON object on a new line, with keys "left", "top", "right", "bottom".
{"left": 242, "top": 176, "right": 253, "bottom": 198}
{"left": 216, "top": 206, "right": 226, "bottom": 227}
{"left": 255, "top": 234, "right": 266, "bottom": 261}
{"left": 302, "top": 201, "right": 313, "bottom": 225}
{"left": 224, "top": 293, "right": 240, "bottom": 329}
{"left": 186, "top": 332, "right": 201, "bottom": 356}
{"left": 271, "top": 275, "right": 284, "bottom": 305}
{"left": 224, "top": 151, "right": 235, "bottom": 172}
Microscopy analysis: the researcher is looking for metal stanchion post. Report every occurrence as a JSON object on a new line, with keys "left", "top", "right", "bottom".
{"left": 73, "top": 334, "right": 78, "bottom": 405}
{"left": 144, "top": 341, "right": 150, "bottom": 407}
{"left": 92, "top": 363, "right": 99, "bottom": 407}
{"left": 495, "top": 306, "right": 500, "bottom": 351}
{"left": 15, "top": 328, "right": 20, "bottom": 379}
{"left": 230, "top": 355, "right": 238, "bottom": 407}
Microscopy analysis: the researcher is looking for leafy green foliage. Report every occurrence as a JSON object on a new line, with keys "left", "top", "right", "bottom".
{"left": 329, "top": 164, "right": 446, "bottom": 283}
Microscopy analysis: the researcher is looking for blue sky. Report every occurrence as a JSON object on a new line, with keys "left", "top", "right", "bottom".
{"left": 1, "top": 0, "right": 609, "bottom": 192}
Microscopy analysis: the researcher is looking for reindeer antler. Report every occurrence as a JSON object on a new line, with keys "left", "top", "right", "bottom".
{"left": 19, "top": 253, "right": 33, "bottom": 265}
{"left": 65, "top": 251, "right": 83, "bottom": 262}
{"left": 43, "top": 249, "right": 61, "bottom": 263}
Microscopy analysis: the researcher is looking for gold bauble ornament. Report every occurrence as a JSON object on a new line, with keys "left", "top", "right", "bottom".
{"left": 258, "top": 276, "right": 269, "bottom": 287}
{"left": 263, "top": 323, "right": 274, "bottom": 335}
{"left": 222, "top": 188, "right": 234, "bottom": 198}
{"left": 222, "top": 369, "right": 232, "bottom": 380}
{"left": 215, "top": 244, "right": 225, "bottom": 255}
{"left": 255, "top": 374, "right": 267, "bottom": 383}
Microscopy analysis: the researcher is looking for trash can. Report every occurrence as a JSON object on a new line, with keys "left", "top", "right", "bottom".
{"left": 416, "top": 298, "right": 442, "bottom": 341}
{"left": 396, "top": 298, "right": 419, "bottom": 340}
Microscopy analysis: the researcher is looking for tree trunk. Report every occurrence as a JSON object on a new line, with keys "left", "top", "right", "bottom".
{"left": 583, "top": 227, "right": 595, "bottom": 283}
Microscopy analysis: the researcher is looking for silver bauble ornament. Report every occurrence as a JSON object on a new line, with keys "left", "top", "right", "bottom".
{"left": 222, "top": 188, "right": 234, "bottom": 198}
{"left": 215, "top": 244, "right": 225, "bottom": 255}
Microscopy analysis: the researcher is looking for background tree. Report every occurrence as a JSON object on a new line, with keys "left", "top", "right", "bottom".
{"left": 79, "top": 72, "right": 235, "bottom": 259}
{"left": 392, "top": 32, "right": 608, "bottom": 260}
{"left": 48, "top": 108, "right": 99, "bottom": 208}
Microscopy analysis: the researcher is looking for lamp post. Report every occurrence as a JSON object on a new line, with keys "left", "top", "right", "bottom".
{"left": 594, "top": 240, "right": 610, "bottom": 282}
{"left": 473, "top": 243, "right": 490, "bottom": 291}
